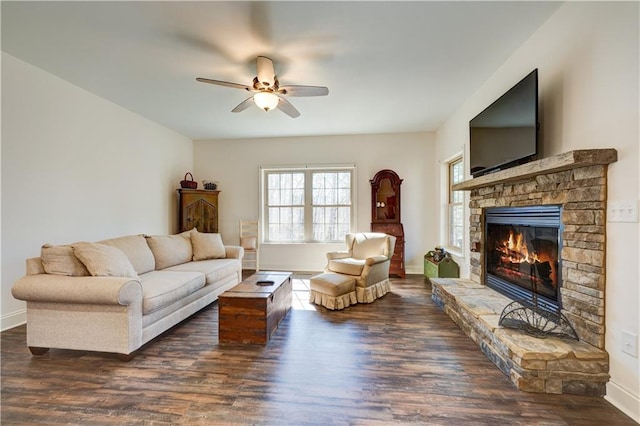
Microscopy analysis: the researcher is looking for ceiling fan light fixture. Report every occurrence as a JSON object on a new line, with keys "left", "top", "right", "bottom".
{"left": 253, "top": 92, "right": 279, "bottom": 112}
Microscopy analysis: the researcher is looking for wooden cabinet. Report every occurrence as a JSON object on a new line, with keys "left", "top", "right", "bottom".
{"left": 178, "top": 189, "right": 219, "bottom": 233}
{"left": 370, "top": 170, "right": 405, "bottom": 278}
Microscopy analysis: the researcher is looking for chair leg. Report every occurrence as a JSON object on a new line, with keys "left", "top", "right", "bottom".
{"left": 28, "top": 346, "right": 49, "bottom": 355}
{"left": 116, "top": 351, "right": 138, "bottom": 362}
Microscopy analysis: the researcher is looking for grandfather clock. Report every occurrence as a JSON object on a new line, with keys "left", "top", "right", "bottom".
{"left": 370, "top": 169, "right": 405, "bottom": 278}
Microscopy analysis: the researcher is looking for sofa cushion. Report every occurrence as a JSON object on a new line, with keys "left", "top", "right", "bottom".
{"left": 72, "top": 243, "right": 139, "bottom": 279}
{"left": 100, "top": 234, "right": 156, "bottom": 275}
{"left": 192, "top": 232, "right": 226, "bottom": 261}
{"left": 145, "top": 231, "right": 193, "bottom": 270}
{"left": 40, "top": 244, "right": 90, "bottom": 277}
{"left": 328, "top": 258, "right": 365, "bottom": 276}
{"left": 352, "top": 235, "right": 388, "bottom": 259}
{"left": 139, "top": 270, "right": 205, "bottom": 314}
{"left": 164, "top": 258, "right": 240, "bottom": 285}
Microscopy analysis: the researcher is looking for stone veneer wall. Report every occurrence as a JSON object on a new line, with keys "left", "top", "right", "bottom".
{"left": 468, "top": 164, "right": 608, "bottom": 349}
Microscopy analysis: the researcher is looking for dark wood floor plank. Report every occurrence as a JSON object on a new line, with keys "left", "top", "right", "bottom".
{"left": 1, "top": 275, "right": 635, "bottom": 425}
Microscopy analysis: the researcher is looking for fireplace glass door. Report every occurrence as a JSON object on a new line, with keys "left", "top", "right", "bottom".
{"left": 485, "top": 206, "right": 562, "bottom": 312}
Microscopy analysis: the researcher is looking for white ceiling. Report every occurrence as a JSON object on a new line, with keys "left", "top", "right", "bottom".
{"left": 1, "top": 1, "right": 562, "bottom": 140}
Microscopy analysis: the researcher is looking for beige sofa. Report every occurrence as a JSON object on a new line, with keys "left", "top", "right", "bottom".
{"left": 11, "top": 229, "right": 243, "bottom": 359}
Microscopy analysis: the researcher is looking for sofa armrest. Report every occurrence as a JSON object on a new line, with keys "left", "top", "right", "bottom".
{"left": 365, "top": 255, "right": 389, "bottom": 266}
{"left": 12, "top": 274, "right": 143, "bottom": 306}
{"left": 224, "top": 245, "right": 244, "bottom": 259}
{"left": 327, "top": 251, "right": 351, "bottom": 261}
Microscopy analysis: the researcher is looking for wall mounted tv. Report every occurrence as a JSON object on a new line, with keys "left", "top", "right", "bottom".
{"left": 469, "top": 69, "right": 539, "bottom": 178}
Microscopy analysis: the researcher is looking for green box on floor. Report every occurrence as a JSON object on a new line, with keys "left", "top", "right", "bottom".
{"left": 424, "top": 255, "right": 459, "bottom": 279}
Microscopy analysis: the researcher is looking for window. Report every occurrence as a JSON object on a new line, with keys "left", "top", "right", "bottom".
{"left": 263, "top": 166, "right": 354, "bottom": 243}
{"left": 448, "top": 157, "right": 464, "bottom": 250}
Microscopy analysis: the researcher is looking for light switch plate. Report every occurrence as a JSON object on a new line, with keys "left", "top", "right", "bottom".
{"left": 608, "top": 200, "right": 639, "bottom": 223}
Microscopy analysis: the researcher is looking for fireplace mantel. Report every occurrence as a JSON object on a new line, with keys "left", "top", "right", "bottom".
{"left": 454, "top": 149, "right": 617, "bottom": 191}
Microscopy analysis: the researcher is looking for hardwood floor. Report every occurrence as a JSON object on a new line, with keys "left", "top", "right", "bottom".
{"left": 1, "top": 274, "right": 635, "bottom": 425}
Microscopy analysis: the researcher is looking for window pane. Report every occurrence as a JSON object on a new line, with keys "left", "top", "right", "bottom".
{"left": 268, "top": 189, "right": 279, "bottom": 206}
{"left": 312, "top": 188, "right": 323, "bottom": 205}
{"left": 313, "top": 207, "right": 324, "bottom": 224}
{"left": 452, "top": 161, "right": 464, "bottom": 184}
{"left": 292, "top": 207, "right": 304, "bottom": 224}
{"left": 292, "top": 173, "right": 304, "bottom": 189}
{"left": 337, "top": 188, "right": 350, "bottom": 205}
{"left": 280, "top": 173, "right": 291, "bottom": 189}
{"left": 338, "top": 172, "right": 350, "bottom": 187}
{"left": 292, "top": 189, "right": 304, "bottom": 205}
{"left": 447, "top": 158, "right": 464, "bottom": 250}
{"left": 268, "top": 174, "right": 280, "bottom": 190}
{"left": 325, "top": 187, "right": 337, "bottom": 204}
{"left": 268, "top": 207, "right": 280, "bottom": 224}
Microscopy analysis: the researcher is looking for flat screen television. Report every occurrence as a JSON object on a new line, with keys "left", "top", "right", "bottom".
{"left": 469, "top": 69, "right": 539, "bottom": 178}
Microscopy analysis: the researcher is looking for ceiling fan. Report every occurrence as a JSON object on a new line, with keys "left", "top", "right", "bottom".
{"left": 196, "top": 56, "right": 329, "bottom": 118}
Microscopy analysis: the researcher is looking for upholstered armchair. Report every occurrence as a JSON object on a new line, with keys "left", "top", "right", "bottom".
{"left": 325, "top": 232, "right": 396, "bottom": 303}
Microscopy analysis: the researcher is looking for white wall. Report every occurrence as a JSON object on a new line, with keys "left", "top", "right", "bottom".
{"left": 434, "top": 2, "right": 639, "bottom": 420}
{"left": 193, "top": 133, "right": 437, "bottom": 273}
{"left": 1, "top": 53, "right": 193, "bottom": 330}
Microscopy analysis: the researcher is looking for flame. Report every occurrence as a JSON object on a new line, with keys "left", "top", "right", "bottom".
{"left": 495, "top": 229, "right": 556, "bottom": 284}
{"left": 500, "top": 230, "right": 540, "bottom": 264}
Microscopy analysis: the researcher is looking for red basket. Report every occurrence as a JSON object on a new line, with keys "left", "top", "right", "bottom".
{"left": 180, "top": 172, "right": 198, "bottom": 189}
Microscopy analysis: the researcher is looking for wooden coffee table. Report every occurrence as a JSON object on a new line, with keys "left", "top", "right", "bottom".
{"left": 218, "top": 271, "right": 292, "bottom": 344}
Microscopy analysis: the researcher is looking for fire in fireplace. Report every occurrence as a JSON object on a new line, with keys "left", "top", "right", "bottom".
{"left": 484, "top": 206, "right": 562, "bottom": 313}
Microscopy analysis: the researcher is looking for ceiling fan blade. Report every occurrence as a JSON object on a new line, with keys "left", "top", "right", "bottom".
{"left": 231, "top": 97, "right": 255, "bottom": 113}
{"left": 278, "top": 85, "right": 329, "bottom": 97}
{"left": 196, "top": 78, "right": 251, "bottom": 91}
{"left": 256, "top": 56, "right": 276, "bottom": 87}
{"left": 277, "top": 97, "right": 301, "bottom": 118}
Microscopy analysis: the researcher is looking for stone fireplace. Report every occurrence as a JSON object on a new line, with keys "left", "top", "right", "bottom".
{"left": 431, "top": 149, "right": 617, "bottom": 396}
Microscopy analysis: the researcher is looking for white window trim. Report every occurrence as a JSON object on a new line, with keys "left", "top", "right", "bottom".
{"left": 440, "top": 151, "right": 466, "bottom": 257}
{"left": 260, "top": 163, "right": 357, "bottom": 244}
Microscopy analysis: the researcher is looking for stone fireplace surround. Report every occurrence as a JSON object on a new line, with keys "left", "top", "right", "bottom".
{"left": 431, "top": 149, "right": 617, "bottom": 397}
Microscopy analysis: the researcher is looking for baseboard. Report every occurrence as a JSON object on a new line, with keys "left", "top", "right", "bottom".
{"left": 405, "top": 265, "right": 424, "bottom": 275}
{"left": 2, "top": 308, "right": 26, "bottom": 332}
{"left": 606, "top": 381, "right": 640, "bottom": 423}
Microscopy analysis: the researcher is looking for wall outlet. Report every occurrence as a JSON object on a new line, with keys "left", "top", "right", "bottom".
{"left": 608, "top": 200, "right": 639, "bottom": 223}
{"left": 621, "top": 330, "right": 638, "bottom": 357}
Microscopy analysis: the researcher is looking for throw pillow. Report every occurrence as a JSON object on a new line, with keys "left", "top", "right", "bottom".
{"left": 99, "top": 234, "right": 156, "bottom": 275}
{"left": 145, "top": 233, "right": 194, "bottom": 270}
{"left": 192, "top": 232, "right": 226, "bottom": 261}
{"left": 72, "top": 242, "right": 139, "bottom": 279}
{"left": 41, "top": 244, "right": 90, "bottom": 277}
{"left": 240, "top": 236, "right": 257, "bottom": 250}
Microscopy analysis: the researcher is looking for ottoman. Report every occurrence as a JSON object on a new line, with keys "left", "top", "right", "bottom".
{"left": 309, "top": 273, "right": 357, "bottom": 310}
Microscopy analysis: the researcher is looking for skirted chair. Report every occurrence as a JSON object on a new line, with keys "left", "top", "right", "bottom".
{"left": 309, "top": 232, "right": 396, "bottom": 310}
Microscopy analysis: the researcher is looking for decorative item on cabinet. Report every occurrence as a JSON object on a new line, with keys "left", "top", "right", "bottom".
{"left": 177, "top": 189, "right": 219, "bottom": 233}
{"left": 202, "top": 180, "right": 218, "bottom": 190}
{"left": 370, "top": 169, "right": 405, "bottom": 278}
{"left": 180, "top": 172, "right": 198, "bottom": 189}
